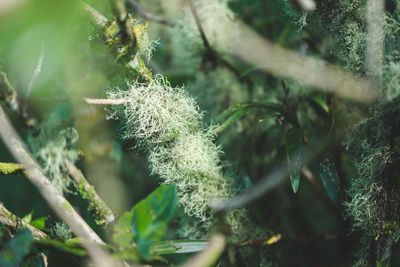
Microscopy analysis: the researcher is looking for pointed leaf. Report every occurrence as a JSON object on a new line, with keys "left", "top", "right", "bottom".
{"left": 319, "top": 157, "right": 340, "bottom": 203}
{"left": 286, "top": 128, "right": 303, "bottom": 193}
{"left": 150, "top": 240, "right": 208, "bottom": 255}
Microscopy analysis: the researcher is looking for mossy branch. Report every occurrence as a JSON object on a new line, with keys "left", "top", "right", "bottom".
{"left": 65, "top": 160, "right": 115, "bottom": 226}
{"left": 0, "top": 202, "right": 49, "bottom": 240}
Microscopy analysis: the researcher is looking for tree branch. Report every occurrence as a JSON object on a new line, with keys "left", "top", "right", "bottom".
{"left": 0, "top": 202, "right": 49, "bottom": 240}
{"left": 65, "top": 160, "right": 115, "bottom": 226}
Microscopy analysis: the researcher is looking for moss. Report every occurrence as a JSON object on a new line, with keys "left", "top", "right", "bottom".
{"left": 0, "top": 162, "right": 24, "bottom": 175}
{"left": 76, "top": 183, "right": 112, "bottom": 226}
{"left": 28, "top": 108, "right": 80, "bottom": 194}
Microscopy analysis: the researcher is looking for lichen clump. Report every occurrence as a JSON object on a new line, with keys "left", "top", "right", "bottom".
{"left": 108, "top": 75, "right": 254, "bottom": 238}
{"left": 29, "top": 110, "right": 80, "bottom": 193}
{"left": 345, "top": 97, "right": 400, "bottom": 265}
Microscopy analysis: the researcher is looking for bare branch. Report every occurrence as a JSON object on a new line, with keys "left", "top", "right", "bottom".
{"left": 127, "top": 0, "right": 175, "bottom": 26}
{"left": 225, "top": 22, "right": 378, "bottom": 102}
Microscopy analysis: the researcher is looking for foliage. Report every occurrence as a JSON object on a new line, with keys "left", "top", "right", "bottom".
{"left": 1, "top": 0, "right": 400, "bottom": 266}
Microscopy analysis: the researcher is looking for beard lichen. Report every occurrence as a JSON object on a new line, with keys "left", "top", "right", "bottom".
{"left": 345, "top": 97, "right": 400, "bottom": 265}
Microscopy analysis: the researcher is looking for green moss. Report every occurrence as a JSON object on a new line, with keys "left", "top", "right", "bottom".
{"left": 0, "top": 162, "right": 24, "bottom": 175}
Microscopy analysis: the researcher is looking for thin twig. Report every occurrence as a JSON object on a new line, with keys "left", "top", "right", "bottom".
{"left": 0, "top": 202, "right": 49, "bottom": 240}
{"left": 25, "top": 43, "right": 45, "bottom": 99}
{"left": 0, "top": 72, "right": 39, "bottom": 132}
{"left": 127, "top": 0, "right": 175, "bottom": 26}
{"left": 187, "top": 0, "right": 213, "bottom": 54}
{"left": 0, "top": 105, "right": 117, "bottom": 267}
{"left": 182, "top": 233, "right": 226, "bottom": 267}
{"left": 66, "top": 160, "right": 115, "bottom": 226}
{"left": 84, "top": 97, "right": 128, "bottom": 105}
{"left": 238, "top": 233, "right": 338, "bottom": 247}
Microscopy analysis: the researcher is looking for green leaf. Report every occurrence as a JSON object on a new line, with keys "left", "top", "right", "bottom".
{"left": 113, "top": 185, "right": 178, "bottom": 260}
{"left": 311, "top": 95, "right": 329, "bottom": 113}
{"left": 29, "top": 217, "right": 48, "bottom": 231}
{"left": 0, "top": 229, "right": 33, "bottom": 267}
{"left": 214, "top": 101, "right": 288, "bottom": 134}
{"left": 34, "top": 239, "right": 87, "bottom": 257}
{"left": 286, "top": 128, "right": 303, "bottom": 193}
{"left": 150, "top": 240, "right": 208, "bottom": 255}
{"left": 319, "top": 157, "right": 340, "bottom": 203}
{"left": 22, "top": 212, "right": 33, "bottom": 224}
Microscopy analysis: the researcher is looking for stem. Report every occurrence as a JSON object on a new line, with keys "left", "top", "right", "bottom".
{"left": 0, "top": 202, "right": 49, "bottom": 240}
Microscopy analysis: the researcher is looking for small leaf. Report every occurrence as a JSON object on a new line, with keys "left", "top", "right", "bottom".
{"left": 311, "top": 95, "right": 329, "bottom": 113}
{"left": 22, "top": 212, "right": 33, "bottom": 224}
{"left": 0, "top": 229, "right": 33, "bottom": 267}
{"left": 319, "top": 157, "right": 340, "bottom": 203}
{"left": 150, "top": 240, "right": 208, "bottom": 255}
{"left": 214, "top": 105, "right": 255, "bottom": 133}
{"left": 286, "top": 128, "right": 303, "bottom": 193}
{"left": 30, "top": 217, "right": 48, "bottom": 231}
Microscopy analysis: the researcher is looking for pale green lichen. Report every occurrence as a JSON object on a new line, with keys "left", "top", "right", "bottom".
{"left": 28, "top": 110, "right": 80, "bottom": 193}
{"left": 107, "top": 74, "right": 260, "bottom": 240}
{"left": 54, "top": 222, "right": 72, "bottom": 241}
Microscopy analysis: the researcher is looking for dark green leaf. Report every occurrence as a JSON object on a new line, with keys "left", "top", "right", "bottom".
{"left": 319, "top": 157, "right": 340, "bottom": 203}
{"left": 150, "top": 240, "right": 208, "bottom": 255}
{"left": 286, "top": 128, "right": 303, "bottom": 193}
{"left": 0, "top": 229, "right": 33, "bottom": 267}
